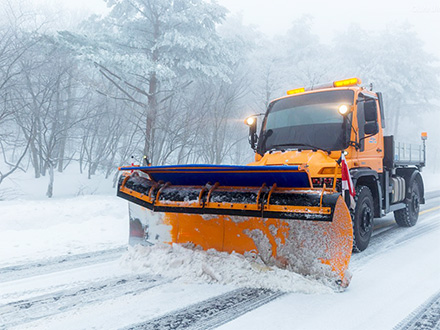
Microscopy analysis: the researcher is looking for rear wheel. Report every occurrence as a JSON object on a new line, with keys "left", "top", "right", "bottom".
{"left": 352, "top": 186, "right": 374, "bottom": 252}
{"left": 394, "top": 181, "right": 420, "bottom": 227}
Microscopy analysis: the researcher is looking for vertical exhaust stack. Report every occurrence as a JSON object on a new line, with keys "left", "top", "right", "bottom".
{"left": 117, "top": 164, "right": 353, "bottom": 287}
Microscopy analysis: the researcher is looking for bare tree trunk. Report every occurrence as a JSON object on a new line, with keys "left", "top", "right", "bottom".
{"left": 88, "top": 162, "right": 92, "bottom": 180}
{"left": 144, "top": 71, "right": 158, "bottom": 165}
{"left": 143, "top": 21, "right": 160, "bottom": 165}
{"left": 30, "top": 139, "right": 40, "bottom": 178}
{"left": 58, "top": 75, "right": 73, "bottom": 172}
{"left": 46, "top": 162, "right": 54, "bottom": 198}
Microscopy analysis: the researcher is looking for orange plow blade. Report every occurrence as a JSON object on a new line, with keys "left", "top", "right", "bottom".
{"left": 118, "top": 164, "right": 353, "bottom": 286}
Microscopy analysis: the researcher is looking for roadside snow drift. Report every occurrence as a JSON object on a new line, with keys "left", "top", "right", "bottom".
{"left": 0, "top": 196, "right": 128, "bottom": 267}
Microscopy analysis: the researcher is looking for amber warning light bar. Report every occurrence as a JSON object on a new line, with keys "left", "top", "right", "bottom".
{"left": 287, "top": 77, "right": 362, "bottom": 95}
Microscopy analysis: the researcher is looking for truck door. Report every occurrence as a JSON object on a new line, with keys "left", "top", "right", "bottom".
{"left": 356, "top": 94, "right": 383, "bottom": 171}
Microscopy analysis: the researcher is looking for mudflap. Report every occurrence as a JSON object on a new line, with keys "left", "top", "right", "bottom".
{"left": 127, "top": 196, "right": 353, "bottom": 287}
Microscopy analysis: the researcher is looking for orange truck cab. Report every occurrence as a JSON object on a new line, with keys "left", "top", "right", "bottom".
{"left": 245, "top": 77, "right": 426, "bottom": 251}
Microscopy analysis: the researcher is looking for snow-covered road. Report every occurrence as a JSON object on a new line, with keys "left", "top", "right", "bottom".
{"left": 218, "top": 193, "right": 440, "bottom": 330}
{"left": 1, "top": 192, "right": 440, "bottom": 329}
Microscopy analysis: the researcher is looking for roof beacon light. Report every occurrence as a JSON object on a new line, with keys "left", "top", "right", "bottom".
{"left": 287, "top": 87, "right": 305, "bottom": 95}
{"left": 333, "top": 78, "right": 362, "bottom": 88}
{"left": 421, "top": 132, "right": 428, "bottom": 140}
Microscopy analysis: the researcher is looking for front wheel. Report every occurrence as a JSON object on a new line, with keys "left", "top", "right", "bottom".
{"left": 352, "top": 186, "right": 374, "bottom": 252}
{"left": 394, "top": 181, "right": 420, "bottom": 227}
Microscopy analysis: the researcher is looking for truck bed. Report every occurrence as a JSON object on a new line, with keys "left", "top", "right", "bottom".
{"left": 384, "top": 136, "right": 425, "bottom": 168}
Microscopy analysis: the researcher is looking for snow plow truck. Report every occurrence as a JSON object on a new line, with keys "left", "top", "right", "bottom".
{"left": 117, "top": 77, "right": 426, "bottom": 287}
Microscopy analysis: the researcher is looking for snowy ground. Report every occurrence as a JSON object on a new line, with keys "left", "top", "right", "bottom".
{"left": 1, "top": 170, "right": 440, "bottom": 329}
{"left": 0, "top": 196, "right": 127, "bottom": 267}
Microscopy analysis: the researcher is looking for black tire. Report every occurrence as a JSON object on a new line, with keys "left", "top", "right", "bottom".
{"left": 394, "top": 181, "right": 420, "bottom": 227}
{"left": 352, "top": 186, "right": 374, "bottom": 252}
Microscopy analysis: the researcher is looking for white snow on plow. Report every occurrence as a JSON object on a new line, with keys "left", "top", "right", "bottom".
{"left": 120, "top": 243, "right": 335, "bottom": 294}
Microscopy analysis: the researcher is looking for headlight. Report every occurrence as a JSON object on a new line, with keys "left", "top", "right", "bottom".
{"left": 338, "top": 105, "right": 349, "bottom": 115}
{"left": 245, "top": 116, "right": 256, "bottom": 126}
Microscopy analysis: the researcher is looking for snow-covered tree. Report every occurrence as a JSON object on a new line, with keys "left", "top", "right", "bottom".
{"left": 281, "top": 16, "right": 332, "bottom": 87}
{"left": 332, "top": 24, "right": 440, "bottom": 135}
{"left": 0, "top": 23, "right": 36, "bottom": 185}
{"left": 61, "top": 0, "right": 231, "bottom": 164}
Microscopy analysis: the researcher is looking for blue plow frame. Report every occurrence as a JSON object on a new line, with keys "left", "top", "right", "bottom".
{"left": 118, "top": 164, "right": 311, "bottom": 188}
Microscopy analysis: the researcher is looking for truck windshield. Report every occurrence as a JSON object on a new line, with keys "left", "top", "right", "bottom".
{"left": 258, "top": 90, "right": 354, "bottom": 153}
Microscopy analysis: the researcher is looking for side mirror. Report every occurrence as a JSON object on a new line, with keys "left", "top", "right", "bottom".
{"left": 245, "top": 116, "right": 258, "bottom": 150}
{"left": 364, "top": 122, "right": 379, "bottom": 135}
{"left": 364, "top": 99, "right": 379, "bottom": 135}
{"left": 364, "top": 100, "right": 377, "bottom": 122}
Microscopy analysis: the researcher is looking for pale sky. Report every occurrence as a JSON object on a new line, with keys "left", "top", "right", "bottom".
{"left": 216, "top": 0, "right": 440, "bottom": 57}
{"left": 26, "top": 0, "right": 440, "bottom": 57}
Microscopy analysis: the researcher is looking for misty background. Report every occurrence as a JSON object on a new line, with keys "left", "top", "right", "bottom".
{"left": 0, "top": 0, "right": 439, "bottom": 198}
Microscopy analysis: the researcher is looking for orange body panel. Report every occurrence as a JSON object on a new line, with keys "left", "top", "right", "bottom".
{"left": 251, "top": 86, "right": 385, "bottom": 178}
{"left": 133, "top": 195, "right": 353, "bottom": 285}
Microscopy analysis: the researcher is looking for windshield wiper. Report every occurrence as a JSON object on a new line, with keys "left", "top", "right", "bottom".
{"left": 267, "top": 143, "right": 331, "bottom": 154}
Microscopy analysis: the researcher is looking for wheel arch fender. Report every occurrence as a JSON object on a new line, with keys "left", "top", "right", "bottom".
{"left": 350, "top": 168, "right": 381, "bottom": 218}
{"left": 396, "top": 168, "right": 425, "bottom": 204}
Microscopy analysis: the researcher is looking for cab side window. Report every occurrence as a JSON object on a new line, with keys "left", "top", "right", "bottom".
{"left": 357, "top": 96, "right": 379, "bottom": 151}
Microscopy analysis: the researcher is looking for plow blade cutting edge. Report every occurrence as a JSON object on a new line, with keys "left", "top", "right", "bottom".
{"left": 117, "top": 164, "right": 353, "bottom": 286}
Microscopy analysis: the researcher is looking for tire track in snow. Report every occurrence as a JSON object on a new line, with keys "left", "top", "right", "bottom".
{"left": 124, "top": 287, "right": 285, "bottom": 330}
{"left": 351, "top": 197, "right": 440, "bottom": 268}
{"left": 0, "top": 246, "right": 126, "bottom": 283}
{"left": 372, "top": 193, "right": 440, "bottom": 241}
{"left": 394, "top": 290, "right": 440, "bottom": 330}
{"left": 425, "top": 190, "right": 440, "bottom": 201}
{"left": 394, "top": 219, "right": 440, "bottom": 245}
{"left": 0, "top": 274, "right": 170, "bottom": 328}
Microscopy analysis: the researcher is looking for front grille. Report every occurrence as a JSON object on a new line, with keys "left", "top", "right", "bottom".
{"left": 312, "top": 177, "right": 342, "bottom": 190}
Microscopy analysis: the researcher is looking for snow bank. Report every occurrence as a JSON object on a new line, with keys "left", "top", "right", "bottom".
{"left": 120, "top": 243, "right": 335, "bottom": 294}
{"left": 0, "top": 166, "right": 116, "bottom": 200}
{"left": 0, "top": 196, "right": 128, "bottom": 267}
